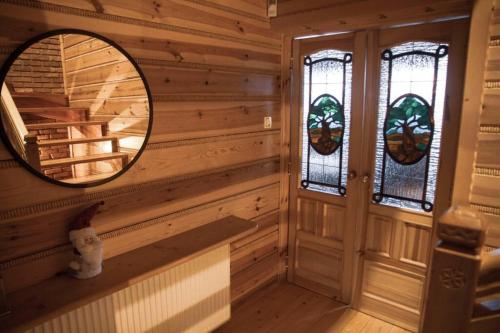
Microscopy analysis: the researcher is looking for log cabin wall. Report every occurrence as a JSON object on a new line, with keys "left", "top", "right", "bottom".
{"left": 0, "top": 0, "right": 286, "bottom": 304}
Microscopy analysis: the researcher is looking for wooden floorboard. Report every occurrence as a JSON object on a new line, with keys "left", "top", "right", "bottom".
{"left": 216, "top": 282, "right": 411, "bottom": 333}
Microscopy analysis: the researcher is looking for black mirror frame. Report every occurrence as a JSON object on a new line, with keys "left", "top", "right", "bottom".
{"left": 0, "top": 29, "right": 154, "bottom": 188}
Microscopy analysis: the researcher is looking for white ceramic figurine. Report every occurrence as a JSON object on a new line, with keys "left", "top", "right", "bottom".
{"left": 68, "top": 201, "right": 104, "bottom": 279}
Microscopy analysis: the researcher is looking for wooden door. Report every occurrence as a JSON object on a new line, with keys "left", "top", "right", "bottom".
{"left": 355, "top": 20, "right": 468, "bottom": 331}
{"left": 288, "top": 32, "right": 366, "bottom": 303}
{"left": 287, "top": 20, "right": 468, "bottom": 328}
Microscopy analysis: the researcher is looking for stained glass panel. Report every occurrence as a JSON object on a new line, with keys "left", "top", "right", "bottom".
{"left": 308, "top": 94, "right": 344, "bottom": 155}
{"left": 301, "top": 50, "right": 352, "bottom": 196}
{"left": 372, "top": 42, "right": 448, "bottom": 212}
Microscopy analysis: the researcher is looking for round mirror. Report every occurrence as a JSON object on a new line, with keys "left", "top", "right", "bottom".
{"left": 0, "top": 30, "right": 152, "bottom": 187}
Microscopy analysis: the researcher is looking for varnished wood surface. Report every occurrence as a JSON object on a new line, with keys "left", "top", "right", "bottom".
{"left": 0, "top": 0, "right": 283, "bottom": 304}
{"left": 270, "top": 0, "right": 472, "bottom": 37}
{"left": 468, "top": 0, "right": 500, "bottom": 247}
{"left": 39, "top": 152, "right": 127, "bottom": 168}
{"left": 216, "top": 282, "right": 411, "bottom": 333}
{"left": 0, "top": 216, "right": 257, "bottom": 333}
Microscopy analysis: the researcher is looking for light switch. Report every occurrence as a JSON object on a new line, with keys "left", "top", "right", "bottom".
{"left": 264, "top": 116, "right": 272, "bottom": 129}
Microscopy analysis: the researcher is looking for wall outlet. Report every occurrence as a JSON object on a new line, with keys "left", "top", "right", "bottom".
{"left": 264, "top": 116, "right": 272, "bottom": 129}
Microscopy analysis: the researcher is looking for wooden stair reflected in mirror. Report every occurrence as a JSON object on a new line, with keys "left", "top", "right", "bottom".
{"left": 11, "top": 91, "right": 126, "bottom": 183}
{"left": 0, "top": 31, "right": 152, "bottom": 187}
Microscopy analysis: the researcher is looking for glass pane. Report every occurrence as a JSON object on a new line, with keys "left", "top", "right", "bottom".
{"left": 301, "top": 49, "right": 352, "bottom": 196}
{"left": 372, "top": 42, "right": 448, "bottom": 212}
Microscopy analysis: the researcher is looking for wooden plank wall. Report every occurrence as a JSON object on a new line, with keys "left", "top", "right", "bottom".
{"left": 0, "top": 0, "right": 286, "bottom": 304}
{"left": 62, "top": 33, "right": 149, "bottom": 151}
{"left": 471, "top": 0, "right": 500, "bottom": 247}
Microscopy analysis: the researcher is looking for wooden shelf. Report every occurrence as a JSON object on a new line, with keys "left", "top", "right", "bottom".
{"left": 0, "top": 216, "right": 257, "bottom": 333}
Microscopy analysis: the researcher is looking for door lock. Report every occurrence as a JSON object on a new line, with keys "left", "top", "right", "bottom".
{"left": 348, "top": 170, "right": 357, "bottom": 180}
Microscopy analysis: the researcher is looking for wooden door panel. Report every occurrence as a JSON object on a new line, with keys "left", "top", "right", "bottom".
{"left": 359, "top": 260, "right": 425, "bottom": 331}
{"left": 295, "top": 239, "right": 343, "bottom": 298}
{"left": 294, "top": 197, "right": 345, "bottom": 297}
{"left": 297, "top": 198, "right": 345, "bottom": 240}
{"left": 365, "top": 214, "right": 395, "bottom": 258}
{"left": 365, "top": 209, "right": 432, "bottom": 268}
{"left": 399, "top": 221, "right": 432, "bottom": 268}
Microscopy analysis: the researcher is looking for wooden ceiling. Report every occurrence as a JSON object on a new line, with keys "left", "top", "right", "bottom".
{"left": 271, "top": 0, "right": 474, "bottom": 36}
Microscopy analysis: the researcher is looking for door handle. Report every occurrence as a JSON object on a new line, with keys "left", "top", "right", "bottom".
{"left": 348, "top": 170, "right": 357, "bottom": 180}
{"left": 362, "top": 173, "right": 370, "bottom": 183}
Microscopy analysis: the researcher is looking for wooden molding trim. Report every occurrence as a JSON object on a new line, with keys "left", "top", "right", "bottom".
{"left": 146, "top": 129, "right": 279, "bottom": 150}
{"left": 0, "top": 159, "right": 18, "bottom": 169}
{"left": 1, "top": 46, "right": 279, "bottom": 75}
{"left": 479, "top": 124, "right": 500, "bottom": 133}
{"left": 471, "top": 203, "right": 500, "bottom": 216}
{"left": 135, "top": 58, "right": 279, "bottom": 76}
{"left": 0, "top": 187, "right": 278, "bottom": 271}
{"left": 152, "top": 94, "right": 280, "bottom": 102}
{"left": 0, "top": 156, "right": 279, "bottom": 222}
{"left": 0, "top": 47, "right": 14, "bottom": 55}
{"left": 489, "top": 39, "right": 500, "bottom": 46}
{"left": 184, "top": 0, "right": 269, "bottom": 23}
{"left": 475, "top": 167, "right": 500, "bottom": 176}
{"left": 0, "top": 243, "right": 72, "bottom": 271}
{"left": 1, "top": 0, "right": 280, "bottom": 50}
{"left": 484, "top": 80, "right": 500, "bottom": 88}
{"left": 98, "top": 183, "right": 276, "bottom": 241}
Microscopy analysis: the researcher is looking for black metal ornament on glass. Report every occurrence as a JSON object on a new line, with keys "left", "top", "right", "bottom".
{"left": 372, "top": 45, "right": 448, "bottom": 212}
{"left": 301, "top": 53, "right": 352, "bottom": 196}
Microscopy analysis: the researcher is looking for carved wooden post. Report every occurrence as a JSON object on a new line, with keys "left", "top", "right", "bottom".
{"left": 24, "top": 133, "right": 41, "bottom": 171}
{"left": 422, "top": 206, "right": 486, "bottom": 333}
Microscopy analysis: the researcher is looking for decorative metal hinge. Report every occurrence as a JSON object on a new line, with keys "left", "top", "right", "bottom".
{"left": 0, "top": 278, "right": 10, "bottom": 318}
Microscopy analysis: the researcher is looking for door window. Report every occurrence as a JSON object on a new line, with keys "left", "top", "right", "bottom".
{"left": 301, "top": 49, "right": 353, "bottom": 196}
{"left": 371, "top": 42, "right": 449, "bottom": 212}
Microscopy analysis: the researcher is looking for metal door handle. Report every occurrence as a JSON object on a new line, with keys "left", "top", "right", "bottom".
{"left": 348, "top": 170, "right": 357, "bottom": 180}
{"left": 362, "top": 173, "right": 370, "bottom": 183}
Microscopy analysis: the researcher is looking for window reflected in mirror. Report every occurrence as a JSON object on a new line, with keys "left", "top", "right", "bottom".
{"left": 0, "top": 31, "right": 152, "bottom": 187}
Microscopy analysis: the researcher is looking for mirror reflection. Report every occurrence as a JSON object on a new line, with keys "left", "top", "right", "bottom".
{"left": 0, "top": 32, "right": 151, "bottom": 186}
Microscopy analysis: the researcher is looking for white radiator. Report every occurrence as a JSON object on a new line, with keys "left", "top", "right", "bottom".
{"left": 26, "top": 245, "right": 230, "bottom": 333}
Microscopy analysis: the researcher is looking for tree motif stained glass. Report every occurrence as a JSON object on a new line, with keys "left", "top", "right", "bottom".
{"left": 301, "top": 50, "right": 352, "bottom": 196}
{"left": 384, "top": 94, "right": 433, "bottom": 165}
{"left": 372, "top": 42, "right": 448, "bottom": 212}
{"left": 308, "top": 94, "right": 344, "bottom": 156}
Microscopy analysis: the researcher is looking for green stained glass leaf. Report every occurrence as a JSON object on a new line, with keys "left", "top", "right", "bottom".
{"left": 384, "top": 94, "right": 433, "bottom": 165}
{"left": 307, "top": 94, "right": 344, "bottom": 155}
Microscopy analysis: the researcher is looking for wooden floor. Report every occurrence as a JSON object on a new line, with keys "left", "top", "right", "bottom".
{"left": 216, "top": 282, "right": 411, "bottom": 333}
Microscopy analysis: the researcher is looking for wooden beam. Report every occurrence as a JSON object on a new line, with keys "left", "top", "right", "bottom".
{"left": 271, "top": 0, "right": 472, "bottom": 36}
